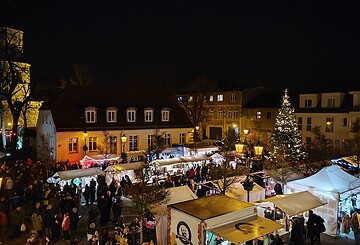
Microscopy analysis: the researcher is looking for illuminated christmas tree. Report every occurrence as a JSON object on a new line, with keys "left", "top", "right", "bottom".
{"left": 270, "top": 89, "right": 307, "bottom": 163}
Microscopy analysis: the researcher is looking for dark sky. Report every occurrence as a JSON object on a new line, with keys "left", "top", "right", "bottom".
{"left": 2, "top": 1, "right": 360, "bottom": 91}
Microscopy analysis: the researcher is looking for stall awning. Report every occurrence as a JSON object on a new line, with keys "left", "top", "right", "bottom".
{"left": 259, "top": 191, "right": 326, "bottom": 216}
{"left": 152, "top": 155, "right": 209, "bottom": 167}
{"left": 208, "top": 216, "right": 283, "bottom": 244}
{"left": 104, "top": 162, "right": 143, "bottom": 172}
{"left": 49, "top": 167, "right": 104, "bottom": 181}
{"left": 126, "top": 150, "right": 147, "bottom": 157}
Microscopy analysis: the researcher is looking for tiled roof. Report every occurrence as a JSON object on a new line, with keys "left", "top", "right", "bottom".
{"left": 49, "top": 86, "right": 193, "bottom": 131}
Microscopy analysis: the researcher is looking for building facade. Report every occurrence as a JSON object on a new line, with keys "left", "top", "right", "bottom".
{"left": 37, "top": 86, "right": 194, "bottom": 163}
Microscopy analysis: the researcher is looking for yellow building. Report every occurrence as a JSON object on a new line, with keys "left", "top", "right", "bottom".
{"left": 36, "top": 86, "right": 194, "bottom": 163}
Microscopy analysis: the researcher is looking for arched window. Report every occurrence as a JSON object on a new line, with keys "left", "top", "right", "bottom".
{"left": 127, "top": 107, "right": 137, "bottom": 122}
{"left": 106, "top": 107, "right": 118, "bottom": 123}
{"left": 85, "top": 107, "right": 97, "bottom": 123}
{"left": 144, "top": 107, "right": 154, "bottom": 122}
{"left": 161, "top": 108, "right": 171, "bottom": 122}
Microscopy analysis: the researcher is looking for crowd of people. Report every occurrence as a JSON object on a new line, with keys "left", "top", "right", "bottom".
{"left": 0, "top": 157, "right": 153, "bottom": 245}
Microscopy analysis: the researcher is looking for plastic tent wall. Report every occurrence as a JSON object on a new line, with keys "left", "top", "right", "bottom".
{"left": 286, "top": 165, "right": 360, "bottom": 236}
{"left": 151, "top": 186, "right": 198, "bottom": 245}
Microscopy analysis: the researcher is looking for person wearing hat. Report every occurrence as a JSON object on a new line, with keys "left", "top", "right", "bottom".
{"left": 351, "top": 208, "right": 360, "bottom": 245}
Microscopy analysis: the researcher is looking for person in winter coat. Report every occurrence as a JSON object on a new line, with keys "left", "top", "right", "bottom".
{"left": 43, "top": 204, "right": 55, "bottom": 240}
{"left": 10, "top": 206, "right": 25, "bottom": 239}
{"left": 31, "top": 210, "right": 43, "bottom": 236}
{"left": 86, "top": 222, "right": 99, "bottom": 241}
{"left": 307, "top": 210, "right": 317, "bottom": 245}
{"left": 290, "top": 218, "right": 305, "bottom": 245}
{"left": 51, "top": 213, "right": 61, "bottom": 242}
{"left": 62, "top": 212, "right": 70, "bottom": 240}
{"left": 69, "top": 207, "right": 80, "bottom": 244}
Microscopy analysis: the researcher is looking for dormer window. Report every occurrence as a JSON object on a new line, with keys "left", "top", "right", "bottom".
{"left": 85, "top": 107, "right": 97, "bottom": 123}
{"left": 127, "top": 107, "right": 137, "bottom": 122}
{"left": 144, "top": 108, "right": 154, "bottom": 122}
{"left": 106, "top": 107, "right": 117, "bottom": 123}
{"left": 161, "top": 108, "right": 170, "bottom": 122}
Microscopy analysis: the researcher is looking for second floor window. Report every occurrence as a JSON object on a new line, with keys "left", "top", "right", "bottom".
{"left": 144, "top": 108, "right": 154, "bottom": 122}
{"left": 228, "top": 110, "right": 232, "bottom": 119}
{"left": 127, "top": 108, "right": 137, "bottom": 122}
{"left": 256, "top": 111, "right": 262, "bottom": 119}
{"left": 230, "top": 93, "right": 236, "bottom": 101}
{"left": 164, "top": 133, "right": 171, "bottom": 146}
{"left": 298, "top": 117, "right": 303, "bottom": 131}
{"left": 306, "top": 117, "right": 312, "bottom": 131}
{"left": 234, "top": 110, "right": 238, "bottom": 119}
{"left": 305, "top": 99, "right": 312, "bottom": 107}
{"left": 217, "top": 94, "right": 224, "bottom": 101}
{"left": 129, "top": 135, "right": 138, "bottom": 151}
{"left": 89, "top": 137, "right": 97, "bottom": 151}
{"left": 109, "top": 136, "right": 117, "bottom": 154}
{"left": 325, "top": 118, "right": 334, "bottom": 132}
{"left": 180, "top": 132, "right": 186, "bottom": 144}
{"left": 68, "top": 137, "right": 78, "bottom": 153}
{"left": 85, "top": 107, "right": 97, "bottom": 123}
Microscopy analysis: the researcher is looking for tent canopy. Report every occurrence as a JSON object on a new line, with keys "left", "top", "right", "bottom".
{"left": 152, "top": 155, "right": 208, "bottom": 167}
{"left": 259, "top": 191, "right": 326, "bottom": 216}
{"left": 151, "top": 185, "right": 198, "bottom": 217}
{"left": 48, "top": 167, "right": 104, "bottom": 182}
{"left": 287, "top": 165, "right": 360, "bottom": 198}
{"left": 208, "top": 216, "right": 283, "bottom": 244}
{"left": 104, "top": 162, "right": 143, "bottom": 172}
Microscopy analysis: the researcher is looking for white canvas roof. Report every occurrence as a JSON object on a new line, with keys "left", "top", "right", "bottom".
{"left": 152, "top": 155, "right": 208, "bottom": 167}
{"left": 259, "top": 191, "right": 326, "bottom": 216}
{"left": 104, "top": 162, "right": 143, "bottom": 172}
{"left": 48, "top": 167, "right": 104, "bottom": 182}
{"left": 287, "top": 165, "right": 360, "bottom": 199}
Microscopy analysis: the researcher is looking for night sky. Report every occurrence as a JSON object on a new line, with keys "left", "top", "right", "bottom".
{"left": 2, "top": 1, "right": 360, "bottom": 92}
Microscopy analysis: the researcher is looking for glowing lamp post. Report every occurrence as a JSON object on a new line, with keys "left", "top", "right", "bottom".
{"left": 83, "top": 131, "right": 88, "bottom": 156}
{"left": 241, "top": 175, "right": 255, "bottom": 202}
{"left": 121, "top": 133, "right": 127, "bottom": 154}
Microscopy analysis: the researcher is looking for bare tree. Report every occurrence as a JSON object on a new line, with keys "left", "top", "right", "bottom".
{"left": 97, "top": 131, "right": 113, "bottom": 160}
{"left": 207, "top": 131, "right": 247, "bottom": 194}
{"left": 178, "top": 77, "right": 217, "bottom": 141}
{"left": 128, "top": 150, "right": 170, "bottom": 244}
{"left": 148, "top": 129, "right": 167, "bottom": 160}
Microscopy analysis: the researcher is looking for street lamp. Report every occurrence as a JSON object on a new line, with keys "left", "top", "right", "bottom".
{"left": 121, "top": 133, "right": 127, "bottom": 154}
{"left": 83, "top": 131, "right": 88, "bottom": 156}
{"left": 241, "top": 175, "right": 254, "bottom": 202}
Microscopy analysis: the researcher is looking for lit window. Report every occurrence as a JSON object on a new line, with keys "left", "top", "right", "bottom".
{"left": 305, "top": 99, "right": 312, "bottom": 107}
{"left": 177, "top": 96, "right": 183, "bottom": 102}
{"left": 217, "top": 94, "right": 224, "bottom": 101}
{"left": 218, "top": 109, "right": 223, "bottom": 119}
{"left": 89, "top": 137, "right": 97, "bottom": 151}
{"left": 188, "top": 96, "right": 193, "bottom": 102}
{"left": 256, "top": 111, "right": 262, "bottom": 119}
{"left": 127, "top": 108, "right": 137, "bottom": 122}
{"left": 230, "top": 93, "right": 236, "bottom": 101}
{"left": 144, "top": 108, "right": 154, "bottom": 122}
{"left": 68, "top": 138, "right": 78, "bottom": 153}
{"left": 85, "top": 107, "right": 97, "bottom": 123}
{"left": 106, "top": 107, "right": 117, "bottom": 123}
{"left": 209, "top": 95, "right": 214, "bottom": 101}
{"left": 129, "top": 135, "right": 138, "bottom": 151}
{"left": 161, "top": 108, "right": 170, "bottom": 122}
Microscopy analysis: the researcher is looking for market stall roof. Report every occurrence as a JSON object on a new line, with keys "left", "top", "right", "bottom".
{"left": 152, "top": 155, "right": 209, "bottom": 167}
{"left": 104, "top": 162, "right": 143, "bottom": 172}
{"left": 208, "top": 216, "right": 283, "bottom": 244}
{"left": 126, "top": 150, "right": 147, "bottom": 157}
{"left": 161, "top": 147, "right": 180, "bottom": 154}
{"left": 151, "top": 185, "right": 198, "bottom": 217}
{"left": 170, "top": 195, "right": 254, "bottom": 220}
{"left": 48, "top": 167, "right": 104, "bottom": 182}
{"left": 287, "top": 165, "right": 360, "bottom": 199}
{"left": 259, "top": 191, "right": 326, "bottom": 216}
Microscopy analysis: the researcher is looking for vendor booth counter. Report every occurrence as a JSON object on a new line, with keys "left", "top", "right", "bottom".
{"left": 168, "top": 195, "right": 283, "bottom": 245}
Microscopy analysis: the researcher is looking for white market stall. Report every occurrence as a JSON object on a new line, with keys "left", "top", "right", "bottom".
{"left": 150, "top": 185, "right": 198, "bottom": 245}
{"left": 104, "top": 162, "right": 143, "bottom": 185}
{"left": 168, "top": 195, "right": 283, "bottom": 245}
{"left": 47, "top": 167, "right": 105, "bottom": 183}
{"left": 286, "top": 165, "right": 360, "bottom": 237}
{"left": 211, "top": 176, "right": 266, "bottom": 203}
